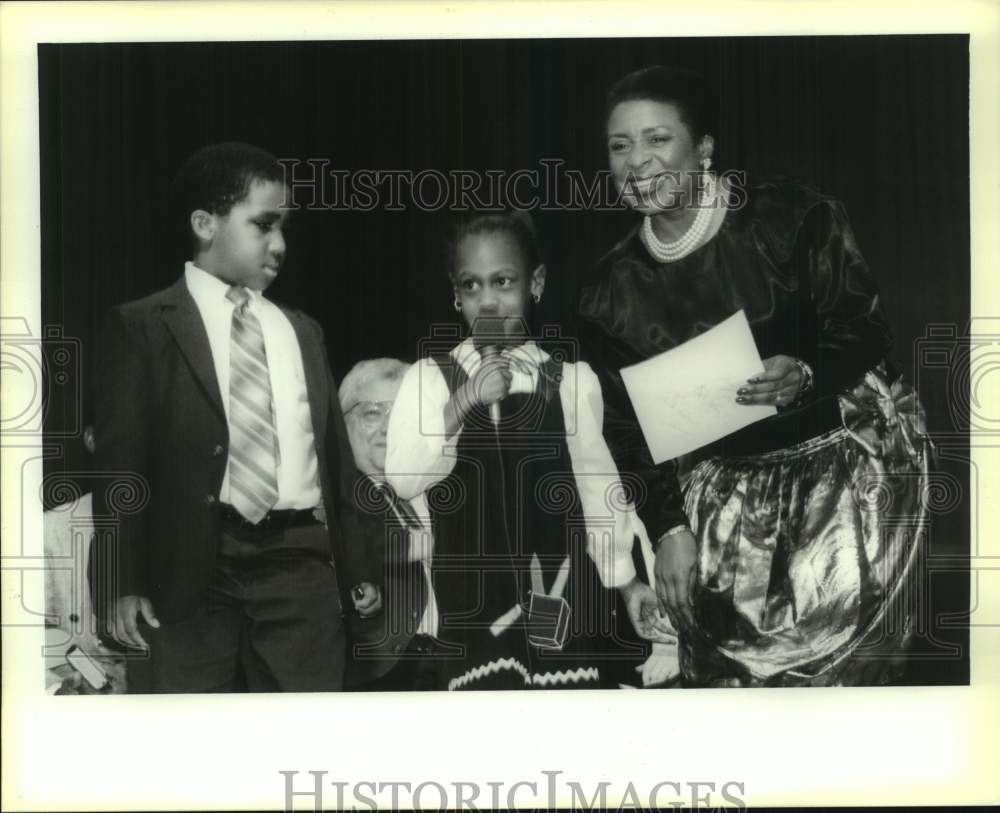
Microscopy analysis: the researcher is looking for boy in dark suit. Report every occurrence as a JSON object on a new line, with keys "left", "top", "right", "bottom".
{"left": 95, "top": 142, "right": 370, "bottom": 692}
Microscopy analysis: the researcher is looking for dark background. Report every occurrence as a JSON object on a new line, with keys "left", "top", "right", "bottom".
{"left": 38, "top": 36, "right": 970, "bottom": 683}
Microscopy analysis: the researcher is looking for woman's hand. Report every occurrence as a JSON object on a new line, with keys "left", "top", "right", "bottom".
{"left": 653, "top": 530, "right": 698, "bottom": 631}
{"left": 736, "top": 354, "right": 807, "bottom": 408}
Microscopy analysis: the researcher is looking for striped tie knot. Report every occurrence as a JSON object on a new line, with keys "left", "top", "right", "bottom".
{"left": 226, "top": 285, "right": 251, "bottom": 312}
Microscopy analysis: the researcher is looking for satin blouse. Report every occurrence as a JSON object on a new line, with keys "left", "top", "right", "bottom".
{"left": 577, "top": 178, "right": 894, "bottom": 543}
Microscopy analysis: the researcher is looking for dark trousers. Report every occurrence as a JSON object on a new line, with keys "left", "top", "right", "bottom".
{"left": 135, "top": 522, "right": 345, "bottom": 693}
{"left": 350, "top": 635, "right": 446, "bottom": 692}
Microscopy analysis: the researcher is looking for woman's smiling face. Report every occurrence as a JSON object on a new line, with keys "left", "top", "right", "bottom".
{"left": 606, "top": 99, "right": 711, "bottom": 215}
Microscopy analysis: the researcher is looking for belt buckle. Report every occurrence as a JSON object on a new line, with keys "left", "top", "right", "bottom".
{"left": 231, "top": 507, "right": 265, "bottom": 529}
{"left": 262, "top": 509, "right": 287, "bottom": 529}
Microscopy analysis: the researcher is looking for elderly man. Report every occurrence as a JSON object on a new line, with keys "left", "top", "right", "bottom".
{"left": 339, "top": 358, "right": 447, "bottom": 691}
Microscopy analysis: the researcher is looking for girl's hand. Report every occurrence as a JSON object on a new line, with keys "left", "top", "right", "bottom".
{"left": 736, "top": 354, "right": 806, "bottom": 407}
{"left": 653, "top": 530, "right": 698, "bottom": 631}
{"left": 469, "top": 350, "right": 512, "bottom": 407}
{"left": 445, "top": 352, "right": 511, "bottom": 438}
{"left": 619, "top": 578, "right": 675, "bottom": 643}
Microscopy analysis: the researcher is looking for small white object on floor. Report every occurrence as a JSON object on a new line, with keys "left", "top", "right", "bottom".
{"left": 636, "top": 641, "right": 681, "bottom": 687}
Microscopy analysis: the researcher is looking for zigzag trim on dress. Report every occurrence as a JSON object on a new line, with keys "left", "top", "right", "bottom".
{"left": 448, "top": 659, "right": 601, "bottom": 690}
{"left": 448, "top": 657, "right": 532, "bottom": 691}
{"left": 531, "top": 666, "right": 600, "bottom": 687}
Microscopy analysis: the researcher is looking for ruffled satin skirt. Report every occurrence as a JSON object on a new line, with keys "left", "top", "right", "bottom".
{"left": 680, "top": 364, "right": 932, "bottom": 687}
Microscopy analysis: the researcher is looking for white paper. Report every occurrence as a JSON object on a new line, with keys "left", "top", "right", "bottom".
{"left": 620, "top": 310, "right": 776, "bottom": 462}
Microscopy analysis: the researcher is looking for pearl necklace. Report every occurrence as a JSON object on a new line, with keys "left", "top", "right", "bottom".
{"left": 640, "top": 174, "right": 718, "bottom": 264}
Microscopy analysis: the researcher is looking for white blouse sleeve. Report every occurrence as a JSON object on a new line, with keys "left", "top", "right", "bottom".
{"left": 560, "top": 360, "right": 639, "bottom": 589}
{"left": 385, "top": 357, "right": 461, "bottom": 501}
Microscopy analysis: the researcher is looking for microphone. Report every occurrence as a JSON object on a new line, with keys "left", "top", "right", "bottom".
{"left": 480, "top": 345, "right": 502, "bottom": 427}
{"left": 472, "top": 316, "right": 507, "bottom": 428}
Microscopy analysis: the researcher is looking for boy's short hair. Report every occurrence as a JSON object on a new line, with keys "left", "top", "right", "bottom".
{"left": 172, "top": 141, "right": 285, "bottom": 237}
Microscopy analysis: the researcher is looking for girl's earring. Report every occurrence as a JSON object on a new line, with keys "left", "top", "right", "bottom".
{"left": 532, "top": 293, "right": 541, "bottom": 304}
{"left": 454, "top": 297, "right": 462, "bottom": 313}
{"left": 701, "top": 156, "right": 713, "bottom": 171}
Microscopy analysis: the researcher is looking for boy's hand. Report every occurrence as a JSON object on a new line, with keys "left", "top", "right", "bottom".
{"left": 352, "top": 582, "right": 383, "bottom": 618}
{"left": 106, "top": 595, "right": 160, "bottom": 650}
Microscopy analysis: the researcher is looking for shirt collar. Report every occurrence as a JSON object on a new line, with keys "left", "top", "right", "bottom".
{"left": 368, "top": 476, "right": 429, "bottom": 524}
{"left": 451, "top": 335, "right": 549, "bottom": 375}
{"left": 184, "top": 261, "right": 264, "bottom": 310}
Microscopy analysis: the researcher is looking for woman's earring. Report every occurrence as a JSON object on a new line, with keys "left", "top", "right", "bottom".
{"left": 454, "top": 297, "right": 462, "bottom": 313}
{"left": 532, "top": 293, "right": 541, "bottom": 304}
{"left": 701, "top": 156, "right": 713, "bottom": 171}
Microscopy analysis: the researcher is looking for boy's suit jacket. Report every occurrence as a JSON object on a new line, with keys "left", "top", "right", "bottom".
{"left": 94, "top": 277, "right": 373, "bottom": 623}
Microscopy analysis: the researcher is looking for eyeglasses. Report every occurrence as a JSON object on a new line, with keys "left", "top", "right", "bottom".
{"left": 344, "top": 400, "right": 393, "bottom": 426}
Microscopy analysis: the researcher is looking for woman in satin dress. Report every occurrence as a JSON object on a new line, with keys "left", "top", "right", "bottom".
{"left": 577, "top": 66, "right": 932, "bottom": 687}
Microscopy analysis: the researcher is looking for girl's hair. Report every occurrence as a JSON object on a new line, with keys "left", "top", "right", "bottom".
{"left": 604, "top": 65, "right": 718, "bottom": 144}
{"left": 448, "top": 210, "right": 541, "bottom": 277}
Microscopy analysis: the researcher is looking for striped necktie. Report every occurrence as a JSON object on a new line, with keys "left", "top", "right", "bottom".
{"left": 225, "top": 286, "right": 279, "bottom": 523}
{"left": 383, "top": 484, "right": 423, "bottom": 530}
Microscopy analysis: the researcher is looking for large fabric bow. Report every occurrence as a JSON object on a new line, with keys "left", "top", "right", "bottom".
{"left": 838, "top": 361, "right": 930, "bottom": 469}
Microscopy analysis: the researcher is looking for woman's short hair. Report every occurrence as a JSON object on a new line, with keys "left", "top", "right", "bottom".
{"left": 604, "top": 66, "right": 717, "bottom": 143}
{"left": 338, "top": 358, "right": 410, "bottom": 414}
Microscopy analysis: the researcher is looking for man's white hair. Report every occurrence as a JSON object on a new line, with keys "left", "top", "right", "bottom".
{"left": 338, "top": 357, "right": 410, "bottom": 414}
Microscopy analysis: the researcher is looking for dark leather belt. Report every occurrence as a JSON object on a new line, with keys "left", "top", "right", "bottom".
{"left": 217, "top": 502, "right": 320, "bottom": 531}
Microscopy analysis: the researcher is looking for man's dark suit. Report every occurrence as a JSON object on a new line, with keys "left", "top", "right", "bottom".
{"left": 343, "top": 476, "right": 435, "bottom": 689}
{"left": 94, "top": 277, "right": 373, "bottom": 686}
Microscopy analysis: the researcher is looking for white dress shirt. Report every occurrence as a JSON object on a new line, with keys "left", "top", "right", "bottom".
{"left": 184, "top": 262, "right": 321, "bottom": 509}
{"left": 384, "top": 337, "right": 641, "bottom": 588}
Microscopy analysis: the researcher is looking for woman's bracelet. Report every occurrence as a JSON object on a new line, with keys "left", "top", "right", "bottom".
{"left": 792, "top": 358, "right": 815, "bottom": 402}
{"left": 653, "top": 524, "right": 691, "bottom": 552}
